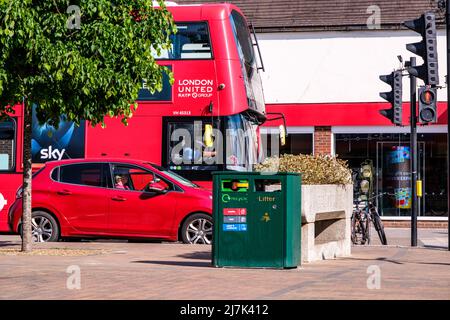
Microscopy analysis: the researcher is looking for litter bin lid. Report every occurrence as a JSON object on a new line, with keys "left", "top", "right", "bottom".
{"left": 212, "top": 171, "right": 300, "bottom": 176}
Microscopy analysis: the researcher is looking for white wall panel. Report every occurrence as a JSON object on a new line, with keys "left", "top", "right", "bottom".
{"left": 257, "top": 30, "right": 447, "bottom": 104}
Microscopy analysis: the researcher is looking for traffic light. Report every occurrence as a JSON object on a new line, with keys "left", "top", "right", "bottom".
{"left": 418, "top": 86, "right": 438, "bottom": 123}
{"left": 379, "top": 70, "right": 403, "bottom": 125}
{"left": 358, "top": 160, "right": 374, "bottom": 201}
{"left": 404, "top": 12, "right": 439, "bottom": 86}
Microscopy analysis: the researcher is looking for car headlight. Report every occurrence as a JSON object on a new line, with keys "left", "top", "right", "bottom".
{"left": 209, "top": 195, "right": 213, "bottom": 200}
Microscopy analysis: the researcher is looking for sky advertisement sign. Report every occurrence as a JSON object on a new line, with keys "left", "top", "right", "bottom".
{"left": 31, "top": 105, "right": 85, "bottom": 163}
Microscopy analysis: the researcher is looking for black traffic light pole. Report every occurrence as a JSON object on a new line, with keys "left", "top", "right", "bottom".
{"left": 409, "top": 57, "right": 418, "bottom": 247}
{"left": 404, "top": 10, "right": 443, "bottom": 247}
{"left": 446, "top": 0, "right": 449, "bottom": 251}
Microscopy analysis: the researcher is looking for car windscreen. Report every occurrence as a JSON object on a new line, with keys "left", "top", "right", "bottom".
{"left": 150, "top": 164, "right": 198, "bottom": 188}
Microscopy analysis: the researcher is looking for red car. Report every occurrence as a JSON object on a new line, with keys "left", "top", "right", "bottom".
{"left": 8, "top": 159, "right": 213, "bottom": 244}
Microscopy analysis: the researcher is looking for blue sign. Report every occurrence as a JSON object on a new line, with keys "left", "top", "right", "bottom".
{"left": 31, "top": 105, "right": 85, "bottom": 163}
{"left": 224, "top": 216, "right": 241, "bottom": 223}
{"left": 223, "top": 224, "right": 247, "bottom": 232}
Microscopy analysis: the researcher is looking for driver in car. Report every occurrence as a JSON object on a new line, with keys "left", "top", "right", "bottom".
{"left": 115, "top": 175, "right": 131, "bottom": 190}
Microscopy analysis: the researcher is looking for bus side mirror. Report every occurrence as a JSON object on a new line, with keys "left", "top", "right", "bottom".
{"left": 279, "top": 125, "right": 286, "bottom": 146}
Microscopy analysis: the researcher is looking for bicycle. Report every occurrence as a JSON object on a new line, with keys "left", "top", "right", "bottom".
{"left": 351, "top": 193, "right": 388, "bottom": 245}
{"left": 351, "top": 196, "right": 370, "bottom": 245}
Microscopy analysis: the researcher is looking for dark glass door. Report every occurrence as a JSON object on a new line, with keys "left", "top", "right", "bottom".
{"left": 376, "top": 141, "right": 425, "bottom": 216}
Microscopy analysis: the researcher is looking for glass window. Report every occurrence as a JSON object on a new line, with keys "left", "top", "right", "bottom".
{"left": 111, "top": 164, "right": 172, "bottom": 192}
{"left": 225, "top": 114, "right": 247, "bottom": 171}
{"left": 164, "top": 116, "right": 261, "bottom": 177}
{"left": 261, "top": 133, "right": 313, "bottom": 157}
{"left": 60, "top": 163, "right": 105, "bottom": 187}
{"left": 137, "top": 66, "right": 172, "bottom": 101}
{"left": 0, "top": 119, "right": 15, "bottom": 171}
{"left": 225, "top": 114, "right": 261, "bottom": 171}
{"left": 230, "top": 11, "right": 255, "bottom": 73}
{"left": 151, "top": 23, "right": 212, "bottom": 60}
{"left": 166, "top": 119, "right": 220, "bottom": 172}
{"left": 230, "top": 10, "right": 265, "bottom": 113}
{"left": 51, "top": 167, "right": 59, "bottom": 181}
{"left": 335, "top": 132, "right": 448, "bottom": 217}
{"left": 150, "top": 164, "right": 198, "bottom": 188}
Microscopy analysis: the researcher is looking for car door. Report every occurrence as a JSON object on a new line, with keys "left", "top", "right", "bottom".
{"left": 107, "top": 163, "right": 177, "bottom": 237}
{"left": 49, "top": 162, "right": 109, "bottom": 233}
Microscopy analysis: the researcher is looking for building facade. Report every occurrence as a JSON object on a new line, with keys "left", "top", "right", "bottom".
{"left": 178, "top": 0, "right": 448, "bottom": 222}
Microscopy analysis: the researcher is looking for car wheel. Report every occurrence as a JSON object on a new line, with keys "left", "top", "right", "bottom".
{"left": 27, "top": 211, "right": 60, "bottom": 242}
{"left": 181, "top": 213, "right": 213, "bottom": 244}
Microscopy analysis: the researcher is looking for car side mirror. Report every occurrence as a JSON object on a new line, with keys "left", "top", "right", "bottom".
{"left": 145, "top": 184, "right": 168, "bottom": 194}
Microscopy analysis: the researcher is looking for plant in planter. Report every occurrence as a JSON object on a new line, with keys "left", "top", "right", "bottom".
{"left": 255, "top": 154, "right": 352, "bottom": 185}
{"left": 255, "top": 154, "right": 354, "bottom": 262}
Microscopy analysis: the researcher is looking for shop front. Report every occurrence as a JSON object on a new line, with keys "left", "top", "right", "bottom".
{"left": 334, "top": 126, "right": 447, "bottom": 217}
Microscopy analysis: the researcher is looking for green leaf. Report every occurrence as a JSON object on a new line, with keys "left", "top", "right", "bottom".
{"left": 0, "top": 0, "right": 176, "bottom": 128}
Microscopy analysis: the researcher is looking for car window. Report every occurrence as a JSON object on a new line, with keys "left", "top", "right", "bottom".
{"left": 0, "top": 118, "right": 16, "bottom": 171}
{"left": 51, "top": 167, "right": 59, "bottom": 181}
{"left": 59, "top": 163, "right": 105, "bottom": 187}
{"left": 111, "top": 165, "right": 172, "bottom": 192}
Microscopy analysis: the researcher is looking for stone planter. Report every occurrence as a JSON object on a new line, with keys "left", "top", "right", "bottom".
{"left": 301, "top": 184, "right": 353, "bottom": 263}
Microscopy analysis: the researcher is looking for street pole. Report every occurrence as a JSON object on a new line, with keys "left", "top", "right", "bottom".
{"left": 410, "top": 57, "right": 418, "bottom": 247}
{"left": 446, "top": 0, "right": 449, "bottom": 251}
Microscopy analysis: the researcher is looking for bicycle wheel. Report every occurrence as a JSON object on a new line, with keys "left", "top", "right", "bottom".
{"left": 351, "top": 213, "right": 359, "bottom": 244}
{"left": 351, "top": 212, "right": 365, "bottom": 245}
{"left": 372, "top": 213, "right": 387, "bottom": 245}
{"left": 363, "top": 213, "right": 371, "bottom": 245}
{"left": 351, "top": 214, "right": 357, "bottom": 244}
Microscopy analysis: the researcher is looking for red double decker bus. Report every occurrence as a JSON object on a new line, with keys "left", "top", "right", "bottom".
{"left": 0, "top": 3, "right": 270, "bottom": 232}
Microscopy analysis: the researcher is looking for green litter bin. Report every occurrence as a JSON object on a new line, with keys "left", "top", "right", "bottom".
{"left": 212, "top": 172, "right": 301, "bottom": 269}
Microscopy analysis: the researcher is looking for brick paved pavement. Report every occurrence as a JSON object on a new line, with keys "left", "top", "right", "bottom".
{"left": 0, "top": 228, "right": 448, "bottom": 300}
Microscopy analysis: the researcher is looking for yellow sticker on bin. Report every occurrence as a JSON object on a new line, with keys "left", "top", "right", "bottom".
{"left": 235, "top": 182, "right": 249, "bottom": 188}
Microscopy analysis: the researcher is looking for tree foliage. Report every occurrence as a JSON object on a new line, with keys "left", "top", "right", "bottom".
{"left": 0, "top": 0, "right": 176, "bottom": 125}
{"left": 0, "top": 0, "right": 176, "bottom": 251}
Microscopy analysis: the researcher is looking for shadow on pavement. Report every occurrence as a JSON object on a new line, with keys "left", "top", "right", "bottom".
{"left": 343, "top": 257, "right": 404, "bottom": 265}
{"left": 132, "top": 260, "right": 212, "bottom": 268}
{"left": 345, "top": 256, "right": 450, "bottom": 266}
{"left": 176, "top": 251, "right": 211, "bottom": 260}
{"left": 370, "top": 257, "right": 404, "bottom": 265}
{"left": 127, "top": 239, "right": 163, "bottom": 243}
{"left": 0, "top": 241, "right": 17, "bottom": 248}
{"left": 414, "top": 261, "right": 450, "bottom": 266}
{"left": 423, "top": 244, "right": 448, "bottom": 250}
